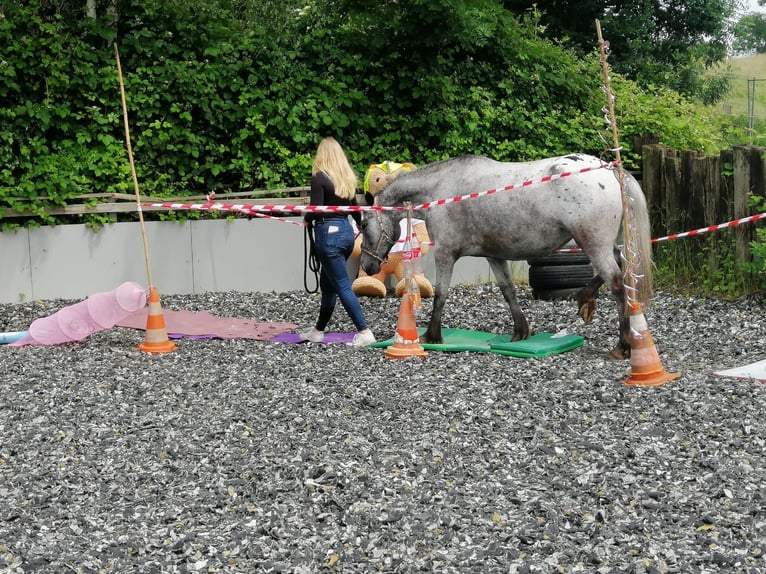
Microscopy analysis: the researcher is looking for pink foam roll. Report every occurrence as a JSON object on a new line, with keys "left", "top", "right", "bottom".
{"left": 14, "top": 282, "right": 148, "bottom": 346}
{"left": 57, "top": 300, "right": 102, "bottom": 341}
{"left": 115, "top": 281, "right": 146, "bottom": 312}
{"left": 27, "top": 315, "right": 70, "bottom": 345}
{"left": 87, "top": 281, "right": 146, "bottom": 329}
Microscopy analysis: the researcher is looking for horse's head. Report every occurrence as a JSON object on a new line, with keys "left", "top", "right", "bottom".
{"left": 360, "top": 209, "right": 400, "bottom": 275}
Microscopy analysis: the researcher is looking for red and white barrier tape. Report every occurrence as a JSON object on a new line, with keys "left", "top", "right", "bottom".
{"left": 651, "top": 212, "right": 766, "bottom": 243}
{"left": 240, "top": 209, "right": 303, "bottom": 226}
{"left": 556, "top": 212, "right": 766, "bottom": 253}
{"left": 143, "top": 165, "right": 765, "bottom": 246}
{"left": 410, "top": 162, "right": 615, "bottom": 211}
{"left": 143, "top": 161, "right": 615, "bottom": 216}
{"left": 145, "top": 201, "right": 374, "bottom": 215}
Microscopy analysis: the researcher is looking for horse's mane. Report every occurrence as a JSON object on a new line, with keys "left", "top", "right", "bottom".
{"left": 377, "top": 155, "right": 487, "bottom": 206}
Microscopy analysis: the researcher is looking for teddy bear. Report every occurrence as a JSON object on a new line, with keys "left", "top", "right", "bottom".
{"left": 352, "top": 161, "right": 434, "bottom": 298}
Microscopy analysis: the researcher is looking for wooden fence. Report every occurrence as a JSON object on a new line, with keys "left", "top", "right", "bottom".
{"left": 0, "top": 187, "right": 311, "bottom": 219}
{"left": 640, "top": 144, "right": 766, "bottom": 269}
{"left": 3, "top": 141, "right": 764, "bottom": 275}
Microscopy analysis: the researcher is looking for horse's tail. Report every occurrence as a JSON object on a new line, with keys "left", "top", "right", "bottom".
{"left": 623, "top": 171, "right": 653, "bottom": 307}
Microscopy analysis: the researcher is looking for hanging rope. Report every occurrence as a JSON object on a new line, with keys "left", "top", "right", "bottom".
{"left": 303, "top": 223, "right": 320, "bottom": 293}
{"left": 596, "top": 20, "right": 643, "bottom": 311}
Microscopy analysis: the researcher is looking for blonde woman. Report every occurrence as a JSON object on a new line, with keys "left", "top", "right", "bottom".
{"left": 300, "top": 137, "right": 376, "bottom": 346}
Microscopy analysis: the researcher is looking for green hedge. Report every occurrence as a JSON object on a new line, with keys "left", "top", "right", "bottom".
{"left": 0, "top": 0, "right": 723, "bottom": 228}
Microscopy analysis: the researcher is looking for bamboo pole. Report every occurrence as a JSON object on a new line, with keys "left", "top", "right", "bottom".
{"left": 595, "top": 20, "right": 638, "bottom": 309}
{"left": 114, "top": 43, "right": 154, "bottom": 289}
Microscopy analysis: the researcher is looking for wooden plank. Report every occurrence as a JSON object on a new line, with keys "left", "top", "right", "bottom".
{"left": 733, "top": 146, "right": 752, "bottom": 267}
{"left": 641, "top": 144, "right": 664, "bottom": 231}
{"left": 3, "top": 186, "right": 312, "bottom": 205}
{"left": 633, "top": 134, "right": 660, "bottom": 153}
{"left": 719, "top": 149, "right": 735, "bottom": 221}
{"left": 681, "top": 150, "right": 701, "bottom": 230}
{"left": 750, "top": 146, "right": 766, "bottom": 203}
{"left": 745, "top": 146, "right": 766, "bottom": 289}
{"left": 662, "top": 154, "right": 681, "bottom": 233}
{"left": 702, "top": 154, "right": 722, "bottom": 276}
{"left": 1, "top": 196, "right": 311, "bottom": 218}
{"left": 2, "top": 203, "right": 166, "bottom": 217}
{"left": 701, "top": 154, "right": 721, "bottom": 226}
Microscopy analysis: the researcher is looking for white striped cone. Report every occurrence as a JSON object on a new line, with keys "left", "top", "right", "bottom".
{"left": 625, "top": 306, "right": 679, "bottom": 387}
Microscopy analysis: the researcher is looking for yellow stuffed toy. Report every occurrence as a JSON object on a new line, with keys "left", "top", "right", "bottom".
{"left": 352, "top": 161, "right": 434, "bottom": 298}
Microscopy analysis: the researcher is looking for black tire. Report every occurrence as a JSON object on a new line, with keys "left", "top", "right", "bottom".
{"left": 526, "top": 251, "right": 591, "bottom": 266}
{"left": 526, "top": 240, "right": 591, "bottom": 267}
{"left": 531, "top": 287, "right": 580, "bottom": 301}
{"left": 528, "top": 264, "right": 595, "bottom": 290}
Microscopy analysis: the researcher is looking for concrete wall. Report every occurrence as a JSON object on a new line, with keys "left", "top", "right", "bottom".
{"left": 0, "top": 219, "right": 527, "bottom": 303}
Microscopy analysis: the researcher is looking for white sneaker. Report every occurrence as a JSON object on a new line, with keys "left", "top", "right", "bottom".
{"left": 298, "top": 327, "right": 324, "bottom": 343}
{"left": 350, "top": 330, "right": 376, "bottom": 347}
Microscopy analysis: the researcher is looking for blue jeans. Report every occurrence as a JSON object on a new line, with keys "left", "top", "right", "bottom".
{"left": 313, "top": 218, "right": 368, "bottom": 332}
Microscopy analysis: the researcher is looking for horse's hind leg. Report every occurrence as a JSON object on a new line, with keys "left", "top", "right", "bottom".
{"left": 488, "top": 258, "right": 530, "bottom": 341}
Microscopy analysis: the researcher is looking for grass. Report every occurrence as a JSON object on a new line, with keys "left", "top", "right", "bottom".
{"left": 703, "top": 52, "right": 766, "bottom": 149}
{"left": 715, "top": 52, "right": 766, "bottom": 116}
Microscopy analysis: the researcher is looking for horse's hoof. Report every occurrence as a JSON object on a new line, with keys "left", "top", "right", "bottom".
{"left": 578, "top": 302, "right": 596, "bottom": 324}
{"left": 608, "top": 346, "right": 630, "bottom": 360}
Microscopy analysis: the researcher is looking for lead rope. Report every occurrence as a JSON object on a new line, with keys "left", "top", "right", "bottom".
{"left": 304, "top": 223, "right": 320, "bottom": 293}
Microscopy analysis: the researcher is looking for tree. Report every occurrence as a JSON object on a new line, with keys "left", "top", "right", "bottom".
{"left": 502, "top": 0, "right": 737, "bottom": 103}
{"left": 280, "top": 0, "right": 606, "bottom": 159}
{"left": 0, "top": 0, "right": 725, "bottom": 226}
{"left": 732, "top": 13, "right": 766, "bottom": 54}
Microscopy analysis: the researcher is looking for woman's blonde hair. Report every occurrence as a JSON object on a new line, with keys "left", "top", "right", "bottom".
{"left": 312, "top": 137, "right": 358, "bottom": 200}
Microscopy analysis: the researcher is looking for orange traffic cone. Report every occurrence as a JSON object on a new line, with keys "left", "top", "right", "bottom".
{"left": 624, "top": 303, "right": 679, "bottom": 387}
{"left": 385, "top": 290, "right": 427, "bottom": 359}
{"left": 139, "top": 286, "right": 177, "bottom": 354}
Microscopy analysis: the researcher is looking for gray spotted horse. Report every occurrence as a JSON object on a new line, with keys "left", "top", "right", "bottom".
{"left": 359, "top": 154, "right": 653, "bottom": 359}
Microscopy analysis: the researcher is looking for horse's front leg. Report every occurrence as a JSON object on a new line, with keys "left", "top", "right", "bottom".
{"left": 576, "top": 244, "right": 624, "bottom": 323}
{"left": 422, "top": 251, "right": 456, "bottom": 344}
{"left": 575, "top": 274, "right": 603, "bottom": 324}
{"left": 488, "top": 258, "right": 529, "bottom": 341}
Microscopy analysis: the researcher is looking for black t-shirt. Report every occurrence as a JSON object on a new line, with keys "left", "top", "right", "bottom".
{"left": 305, "top": 171, "right": 361, "bottom": 226}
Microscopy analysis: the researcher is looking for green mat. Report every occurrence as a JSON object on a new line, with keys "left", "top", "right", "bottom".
{"left": 369, "top": 328, "right": 584, "bottom": 358}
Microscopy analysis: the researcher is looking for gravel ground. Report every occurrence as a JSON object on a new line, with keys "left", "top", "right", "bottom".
{"left": 1, "top": 285, "right": 765, "bottom": 574}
